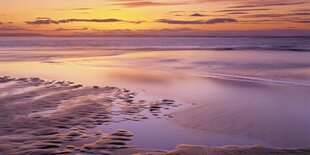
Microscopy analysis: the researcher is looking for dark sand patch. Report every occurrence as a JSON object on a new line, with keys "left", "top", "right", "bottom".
{"left": 0, "top": 76, "right": 180, "bottom": 155}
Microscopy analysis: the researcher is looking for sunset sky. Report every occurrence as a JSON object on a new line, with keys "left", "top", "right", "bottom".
{"left": 0, "top": 0, "right": 309, "bottom": 36}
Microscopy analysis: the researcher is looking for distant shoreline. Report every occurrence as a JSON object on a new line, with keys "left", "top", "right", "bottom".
{"left": 1, "top": 35, "right": 310, "bottom": 38}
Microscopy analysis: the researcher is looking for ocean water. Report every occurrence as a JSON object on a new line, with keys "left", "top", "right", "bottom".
{"left": 0, "top": 37, "right": 310, "bottom": 86}
{"left": 0, "top": 37, "right": 309, "bottom": 51}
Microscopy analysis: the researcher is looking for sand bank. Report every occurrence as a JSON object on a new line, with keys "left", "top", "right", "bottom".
{"left": 0, "top": 76, "right": 179, "bottom": 155}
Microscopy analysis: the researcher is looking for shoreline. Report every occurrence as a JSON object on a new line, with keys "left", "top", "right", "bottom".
{"left": 1, "top": 49, "right": 309, "bottom": 88}
{"left": 137, "top": 144, "right": 310, "bottom": 155}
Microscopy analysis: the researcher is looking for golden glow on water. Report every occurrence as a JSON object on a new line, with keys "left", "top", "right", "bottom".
{"left": 1, "top": 49, "right": 310, "bottom": 88}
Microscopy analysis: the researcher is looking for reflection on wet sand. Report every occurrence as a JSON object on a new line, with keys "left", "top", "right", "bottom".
{"left": 0, "top": 49, "right": 310, "bottom": 154}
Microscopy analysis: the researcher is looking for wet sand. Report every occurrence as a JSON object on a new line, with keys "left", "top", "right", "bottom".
{"left": 1, "top": 49, "right": 310, "bottom": 154}
{"left": 172, "top": 80, "right": 310, "bottom": 147}
{"left": 1, "top": 75, "right": 310, "bottom": 155}
{"left": 0, "top": 76, "right": 180, "bottom": 154}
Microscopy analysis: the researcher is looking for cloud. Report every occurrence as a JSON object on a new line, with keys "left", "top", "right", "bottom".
{"left": 110, "top": 0, "right": 308, "bottom": 9}
{"left": 127, "top": 20, "right": 145, "bottom": 24}
{"left": 54, "top": 8, "right": 92, "bottom": 11}
{"left": 36, "top": 17, "right": 52, "bottom": 20}
{"left": 166, "top": 11, "right": 211, "bottom": 17}
{"left": 227, "top": 1, "right": 308, "bottom": 9}
{"left": 111, "top": 0, "right": 185, "bottom": 7}
{"left": 240, "top": 19, "right": 275, "bottom": 24}
{"left": 70, "top": 8, "right": 91, "bottom": 11}
{"left": 25, "top": 18, "right": 143, "bottom": 25}
{"left": 239, "top": 18, "right": 310, "bottom": 24}
{"left": 206, "top": 18, "right": 238, "bottom": 24}
{"left": 292, "top": 13, "right": 310, "bottom": 16}
{"left": 227, "top": 12, "right": 249, "bottom": 15}
{"left": 292, "top": 9, "right": 310, "bottom": 12}
{"left": 0, "top": 33, "right": 46, "bottom": 37}
{"left": 156, "top": 19, "right": 205, "bottom": 24}
{"left": 0, "top": 26, "right": 25, "bottom": 31}
{"left": 191, "top": 13, "right": 207, "bottom": 17}
{"left": 156, "top": 18, "right": 238, "bottom": 24}
{"left": 215, "top": 8, "right": 270, "bottom": 13}
{"left": 243, "top": 12, "right": 310, "bottom": 18}
{"left": 293, "top": 20, "right": 310, "bottom": 23}
{"left": 243, "top": 14, "right": 286, "bottom": 18}
{"left": 168, "top": 11, "right": 208, "bottom": 14}
{"left": 54, "top": 28, "right": 89, "bottom": 31}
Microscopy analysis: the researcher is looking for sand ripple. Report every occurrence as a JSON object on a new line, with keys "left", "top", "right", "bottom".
{"left": 0, "top": 76, "right": 179, "bottom": 155}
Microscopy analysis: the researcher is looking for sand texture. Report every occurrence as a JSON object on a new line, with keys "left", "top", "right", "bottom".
{"left": 0, "top": 76, "right": 179, "bottom": 155}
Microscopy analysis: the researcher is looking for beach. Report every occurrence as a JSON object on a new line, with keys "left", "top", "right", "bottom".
{"left": 0, "top": 37, "right": 310, "bottom": 154}
{"left": 2, "top": 0, "right": 310, "bottom": 153}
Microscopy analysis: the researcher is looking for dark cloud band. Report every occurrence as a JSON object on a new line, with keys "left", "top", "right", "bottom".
{"left": 156, "top": 18, "right": 238, "bottom": 24}
{"left": 25, "top": 18, "right": 142, "bottom": 25}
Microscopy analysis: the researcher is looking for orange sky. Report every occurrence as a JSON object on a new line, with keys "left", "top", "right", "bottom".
{"left": 0, "top": 0, "right": 309, "bottom": 36}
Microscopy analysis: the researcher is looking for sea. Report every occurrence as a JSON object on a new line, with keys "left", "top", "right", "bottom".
{"left": 0, "top": 37, "right": 309, "bottom": 51}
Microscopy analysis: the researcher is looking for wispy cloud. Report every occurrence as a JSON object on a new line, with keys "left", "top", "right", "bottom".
{"left": 156, "top": 18, "right": 238, "bottom": 24}
{"left": 0, "top": 25, "right": 25, "bottom": 31}
{"left": 55, "top": 8, "right": 92, "bottom": 11}
{"left": 228, "top": 1, "right": 308, "bottom": 9}
{"left": 191, "top": 13, "right": 207, "bottom": 17}
{"left": 0, "top": 33, "right": 46, "bottom": 37}
{"left": 25, "top": 18, "right": 143, "bottom": 25}
{"left": 291, "top": 20, "right": 310, "bottom": 23}
{"left": 70, "top": 8, "right": 91, "bottom": 11}
{"left": 111, "top": 0, "right": 186, "bottom": 7}
{"left": 215, "top": 8, "right": 270, "bottom": 13}
{"left": 54, "top": 27, "right": 89, "bottom": 31}
{"left": 292, "top": 9, "right": 310, "bottom": 12}
{"left": 243, "top": 12, "right": 310, "bottom": 18}
{"left": 240, "top": 18, "right": 310, "bottom": 24}
{"left": 226, "top": 12, "right": 249, "bottom": 15}
{"left": 206, "top": 18, "right": 238, "bottom": 24}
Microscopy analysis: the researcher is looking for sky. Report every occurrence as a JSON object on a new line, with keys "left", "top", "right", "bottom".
{"left": 0, "top": 0, "right": 309, "bottom": 36}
